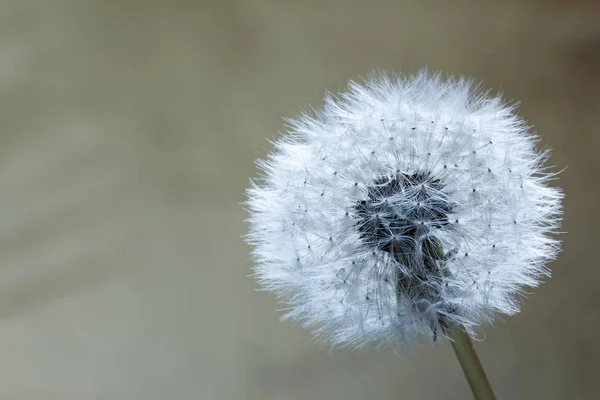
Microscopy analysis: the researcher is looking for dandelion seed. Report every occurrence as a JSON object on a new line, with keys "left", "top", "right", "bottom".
{"left": 245, "top": 71, "right": 563, "bottom": 351}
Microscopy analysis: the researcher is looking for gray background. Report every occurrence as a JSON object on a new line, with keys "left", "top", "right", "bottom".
{"left": 0, "top": 1, "right": 598, "bottom": 399}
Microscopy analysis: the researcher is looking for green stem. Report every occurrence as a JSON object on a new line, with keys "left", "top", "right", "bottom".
{"left": 447, "top": 324, "right": 496, "bottom": 400}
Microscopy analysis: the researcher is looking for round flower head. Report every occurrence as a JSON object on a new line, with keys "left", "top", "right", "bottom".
{"left": 246, "top": 71, "right": 562, "bottom": 350}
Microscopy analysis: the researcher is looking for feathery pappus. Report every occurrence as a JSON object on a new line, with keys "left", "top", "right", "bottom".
{"left": 246, "top": 71, "right": 563, "bottom": 350}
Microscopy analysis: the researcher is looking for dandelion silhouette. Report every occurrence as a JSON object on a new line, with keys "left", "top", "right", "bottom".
{"left": 246, "top": 71, "right": 562, "bottom": 399}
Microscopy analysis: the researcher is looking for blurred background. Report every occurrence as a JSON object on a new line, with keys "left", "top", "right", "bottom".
{"left": 0, "top": 1, "right": 598, "bottom": 399}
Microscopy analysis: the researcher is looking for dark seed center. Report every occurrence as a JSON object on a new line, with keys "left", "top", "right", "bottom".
{"left": 354, "top": 172, "right": 452, "bottom": 256}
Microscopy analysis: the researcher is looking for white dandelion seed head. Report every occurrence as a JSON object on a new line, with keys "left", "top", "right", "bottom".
{"left": 246, "top": 71, "right": 563, "bottom": 350}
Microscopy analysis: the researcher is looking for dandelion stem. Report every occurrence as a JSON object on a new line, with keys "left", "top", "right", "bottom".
{"left": 447, "top": 324, "right": 496, "bottom": 400}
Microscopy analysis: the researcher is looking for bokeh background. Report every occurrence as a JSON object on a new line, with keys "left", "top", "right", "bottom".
{"left": 0, "top": 1, "right": 598, "bottom": 399}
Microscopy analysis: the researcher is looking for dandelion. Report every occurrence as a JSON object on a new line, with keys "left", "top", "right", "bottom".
{"left": 246, "top": 71, "right": 562, "bottom": 399}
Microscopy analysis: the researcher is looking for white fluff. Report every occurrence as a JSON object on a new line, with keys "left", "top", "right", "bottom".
{"left": 246, "top": 71, "right": 563, "bottom": 350}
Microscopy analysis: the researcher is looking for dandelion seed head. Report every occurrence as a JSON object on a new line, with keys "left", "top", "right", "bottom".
{"left": 246, "top": 71, "right": 563, "bottom": 350}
